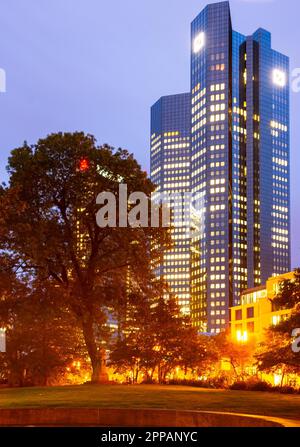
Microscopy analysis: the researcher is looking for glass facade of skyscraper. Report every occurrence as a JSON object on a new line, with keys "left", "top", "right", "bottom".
{"left": 150, "top": 1, "right": 290, "bottom": 333}
{"left": 151, "top": 94, "right": 191, "bottom": 314}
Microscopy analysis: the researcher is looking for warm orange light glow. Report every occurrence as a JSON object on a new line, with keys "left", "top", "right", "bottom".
{"left": 236, "top": 330, "right": 248, "bottom": 342}
{"left": 79, "top": 158, "right": 90, "bottom": 172}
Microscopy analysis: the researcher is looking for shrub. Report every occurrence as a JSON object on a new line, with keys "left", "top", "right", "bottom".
{"left": 209, "top": 376, "right": 228, "bottom": 389}
{"left": 230, "top": 379, "right": 272, "bottom": 391}
{"left": 230, "top": 379, "right": 297, "bottom": 393}
{"left": 167, "top": 378, "right": 225, "bottom": 389}
{"left": 141, "top": 378, "right": 156, "bottom": 385}
{"left": 247, "top": 380, "right": 272, "bottom": 392}
{"left": 229, "top": 381, "right": 247, "bottom": 390}
{"left": 278, "top": 386, "right": 296, "bottom": 394}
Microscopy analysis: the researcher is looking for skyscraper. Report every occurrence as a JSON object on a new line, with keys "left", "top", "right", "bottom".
{"left": 151, "top": 94, "right": 191, "bottom": 314}
{"left": 151, "top": 1, "right": 290, "bottom": 333}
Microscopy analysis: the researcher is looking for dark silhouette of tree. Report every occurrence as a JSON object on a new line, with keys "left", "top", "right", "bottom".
{"left": 271, "top": 269, "right": 300, "bottom": 310}
{"left": 255, "top": 269, "right": 300, "bottom": 379}
{"left": 214, "top": 332, "right": 256, "bottom": 380}
{"left": 0, "top": 272, "right": 87, "bottom": 386}
{"left": 109, "top": 295, "right": 216, "bottom": 383}
{"left": 0, "top": 132, "right": 169, "bottom": 382}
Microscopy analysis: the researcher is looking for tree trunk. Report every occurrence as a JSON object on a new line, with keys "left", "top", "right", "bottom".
{"left": 135, "top": 366, "right": 139, "bottom": 384}
{"left": 82, "top": 316, "right": 108, "bottom": 383}
{"left": 280, "top": 367, "right": 286, "bottom": 388}
{"left": 91, "top": 357, "right": 108, "bottom": 383}
{"left": 158, "top": 364, "right": 162, "bottom": 384}
{"left": 8, "top": 352, "right": 23, "bottom": 387}
{"left": 8, "top": 370, "right": 22, "bottom": 387}
{"left": 230, "top": 360, "right": 239, "bottom": 380}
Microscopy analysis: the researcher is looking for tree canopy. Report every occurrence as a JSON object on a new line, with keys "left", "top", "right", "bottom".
{"left": 0, "top": 132, "right": 170, "bottom": 382}
{"left": 255, "top": 270, "right": 300, "bottom": 378}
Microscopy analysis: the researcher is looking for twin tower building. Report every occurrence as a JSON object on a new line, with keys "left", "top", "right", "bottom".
{"left": 150, "top": 1, "right": 290, "bottom": 333}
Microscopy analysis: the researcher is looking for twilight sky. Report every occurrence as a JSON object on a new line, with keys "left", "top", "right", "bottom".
{"left": 0, "top": 0, "right": 299, "bottom": 266}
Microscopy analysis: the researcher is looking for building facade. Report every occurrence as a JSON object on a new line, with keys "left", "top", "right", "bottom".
{"left": 151, "top": 94, "right": 191, "bottom": 314}
{"left": 228, "top": 271, "right": 299, "bottom": 388}
{"left": 230, "top": 271, "right": 294, "bottom": 344}
{"left": 151, "top": 1, "right": 290, "bottom": 333}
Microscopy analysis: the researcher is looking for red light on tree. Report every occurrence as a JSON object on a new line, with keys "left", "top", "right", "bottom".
{"left": 79, "top": 158, "right": 90, "bottom": 172}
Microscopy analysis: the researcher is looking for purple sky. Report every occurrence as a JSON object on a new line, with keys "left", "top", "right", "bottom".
{"left": 0, "top": 0, "right": 299, "bottom": 266}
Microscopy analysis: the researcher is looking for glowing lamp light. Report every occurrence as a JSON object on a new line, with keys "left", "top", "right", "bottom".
{"left": 272, "top": 69, "right": 286, "bottom": 87}
{"left": 236, "top": 330, "right": 248, "bottom": 343}
{"left": 273, "top": 373, "right": 282, "bottom": 386}
{"left": 193, "top": 32, "right": 205, "bottom": 53}
{"left": 79, "top": 158, "right": 90, "bottom": 172}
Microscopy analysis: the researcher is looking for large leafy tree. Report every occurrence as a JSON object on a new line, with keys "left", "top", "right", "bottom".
{"left": 108, "top": 275, "right": 156, "bottom": 383}
{"left": 255, "top": 269, "right": 300, "bottom": 378}
{"left": 179, "top": 333, "right": 219, "bottom": 378}
{"left": 214, "top": 333, "right": 256, "bottom": 380}
{"left": 151, "top": 297, "right": 197, "bottom": 383}
{"left": 255, "top": 329, "right": 299, "bottom": 384}
{"left": 0, "top": 279, "right": 86, "bottom": 387}
{"left": 109, "top": 295, "right": 214, "bottom": 383}
{"left": 0, "top": 132, "right": 169, "bottom": 382}
{"left": 271, "top": 269, "right": 300, "bottom": 310}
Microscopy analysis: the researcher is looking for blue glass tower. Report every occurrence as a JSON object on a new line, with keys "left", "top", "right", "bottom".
{"left": 151, "top": 94, "right": 191, "bottom": 314}
{"left": 151, "top": 1, "right": 290, "bottom": 333}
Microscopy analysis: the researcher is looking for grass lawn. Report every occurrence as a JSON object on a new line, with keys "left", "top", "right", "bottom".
{"left": 0, "top": 384, "right": 300, "bottom": 421}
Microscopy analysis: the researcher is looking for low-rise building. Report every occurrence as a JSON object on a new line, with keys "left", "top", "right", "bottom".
{"left": 230, "top": 272, "right": 294, "bottom": 344}
{"left": 229, "top": 271, "right": 300, "bottom": 387}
